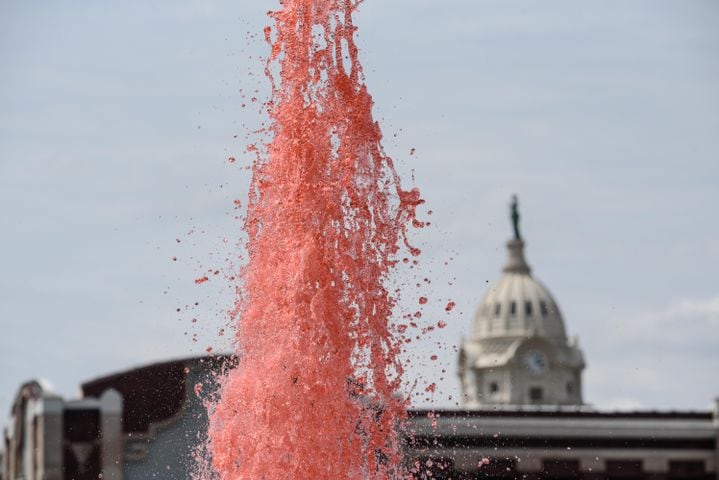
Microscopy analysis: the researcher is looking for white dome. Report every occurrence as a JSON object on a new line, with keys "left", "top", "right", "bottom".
{"left": 472, "top": 239, "right": 567, "bottom": 341}
{"left": 459, "top": 198, "right": 586, "bottom": 408}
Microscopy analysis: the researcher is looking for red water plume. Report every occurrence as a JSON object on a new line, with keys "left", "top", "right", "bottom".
{"left": 199, "top": 1, "right": 422, "bottom": 479}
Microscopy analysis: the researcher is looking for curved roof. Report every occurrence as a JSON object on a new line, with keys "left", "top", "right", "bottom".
{"left": 472, "top": 239, "right": 567, "bottom": 341}
{"left": 81, "top": 355, "right": 235, "bottom": 434}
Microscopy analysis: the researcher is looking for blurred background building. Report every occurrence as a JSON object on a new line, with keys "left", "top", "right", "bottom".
{"left": 2, "top": 202, "right": 718, "bottom": 480}
{"left": 459, "top": 197, "right": 586, "bottom": 408}
{"left": 410, "top": 202, "right": 719, "bottom": 479}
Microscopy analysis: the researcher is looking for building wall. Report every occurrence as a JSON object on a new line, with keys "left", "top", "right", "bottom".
{"left": 406, "top": 409, "right": 719, "bottom": 480}
{"left": 3, "top": 359, "right": 718, "bottom": 480}
{"left": 121, "top": 367, "right": 212, "bottom": 480}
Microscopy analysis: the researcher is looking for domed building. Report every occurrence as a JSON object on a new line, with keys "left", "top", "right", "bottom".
{"left": 2, "top": 197, "right": 718, "bottom": 480}
{"left": 458, "top": 196, "right": 585, "bottom": 407}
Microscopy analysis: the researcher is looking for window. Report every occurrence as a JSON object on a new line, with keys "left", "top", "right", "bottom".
{"left": 494, "top": 303, "right": 501, "bottom": 316}
{"left": 416, "top": 457, "right": 454, "bottom": 480}
{"left": 606, "top": 460, "right": 643, "bottom": 479}
{"left": 476, "top": 458, "right": 515, "bottom": 477}
{"left": 543, "top": 459, "right": 579, "bottom": 478}
{"left": 669, "top": 461, "right": 705, "bottom": 478}
{"left": 524, "top": 301, "right": 533, "bottom": 315}
{"left": 540, "top": 301, "right": 549, "bottom": 316}
{"left": 529, "top": 387, "right": 543, "bottom": 403}
{"left": 489, "top": 382, "right": 499, "bottom": 394}
{"left": 509, "top": 301, "right": 516, "bottom": 315}
{"left": 566, "top": 381, "right": 574, "bottom": 395}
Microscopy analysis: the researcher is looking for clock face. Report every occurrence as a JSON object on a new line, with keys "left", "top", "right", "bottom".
{"left": 522, "top": 350, "right": 548, "bottom": 375}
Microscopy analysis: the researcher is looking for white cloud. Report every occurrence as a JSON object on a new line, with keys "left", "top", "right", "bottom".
{"left": 2, "top": 0, "right": 719, "bottom": 418}
{"left": 608, "top": 296, "right": 719, "bottom": 348}
{"left": 586, "top": 295, "right": 719, "bottom": 410}
{"left": 600, "top": 397, "right": 647, "bottom": 412}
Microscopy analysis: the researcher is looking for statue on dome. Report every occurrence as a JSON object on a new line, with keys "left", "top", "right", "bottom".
{"left": 510, "top": 194, "right": 521, "bottom": 240}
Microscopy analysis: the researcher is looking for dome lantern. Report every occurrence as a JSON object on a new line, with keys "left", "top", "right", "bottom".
{"left": 503, "top": 238, "right": 531, "bottom": 275}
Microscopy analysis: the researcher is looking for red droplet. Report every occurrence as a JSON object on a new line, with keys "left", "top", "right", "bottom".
{"left": 195, "top": 276, "right": 209, "bottom": 284}
{"left": 437, "top": 320, "right": 447, "bottom": 328}
{"left": 228, "top": 156, "right": 236, "bottom": 163}
{"left": 445, "top": 301, "right": 455, "bottom": 312}
{"left": 430, "top": 355, "right": 438, "bottom": 361}
{"left": 424, "top": 383, "right": 437, "bottom": 393}
{"left": 419, "top": 296, "right": 428, "bottom": 305}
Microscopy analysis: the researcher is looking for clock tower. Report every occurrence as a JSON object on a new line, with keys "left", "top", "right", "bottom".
{"left": 458, "top": 197, "right": 586, "bottom": 407}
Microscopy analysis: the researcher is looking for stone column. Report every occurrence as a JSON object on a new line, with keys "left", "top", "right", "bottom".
{"left": 36, "top": 396, "right": 64, "bottom": 480}
{"left": 23, "top": 402, "right": 35, "bottom": 480}
{"left": 579, "top": 474, "right": 605, "bottom": 480}
{"left": 7, "top": 415, "right": 18, "bottom": 480}
{"left": 515, "top": 455, "right": 543, "bottom": 476}
{"left": 579, "top": 455, "right": 603, "bottom": 479}
{"left": 644, "top": 457, "right": 669, "bottom": 480}
{"left": 100, "top": 389, "right": 124, "bottom": 480}
{"left": 713, "top": 397, "right": 719, "bottom": 480}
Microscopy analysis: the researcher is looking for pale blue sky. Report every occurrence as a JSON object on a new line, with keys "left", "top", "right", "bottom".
{"left": 1, "top": 0, "right": 718, "bottom": 417}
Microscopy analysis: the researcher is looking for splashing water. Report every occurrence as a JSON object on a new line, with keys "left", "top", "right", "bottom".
{"left": 199, "top": 1, "right": 423, "bottom": 478}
